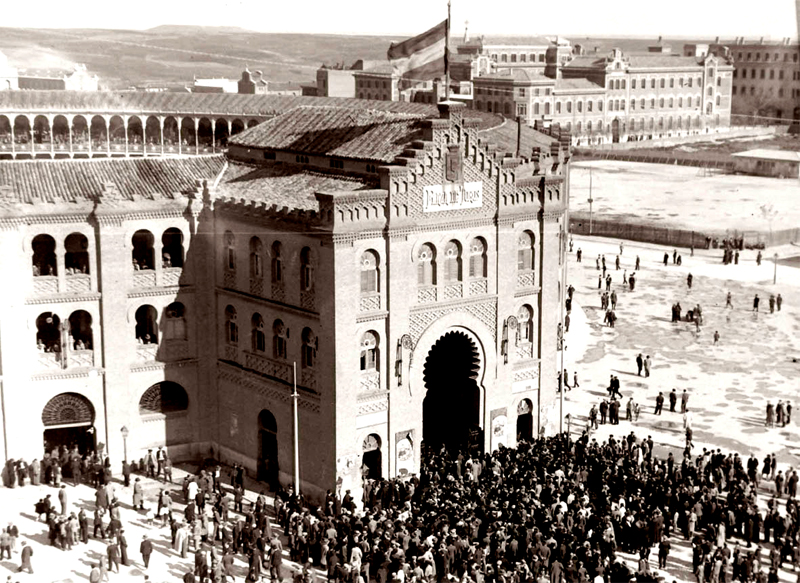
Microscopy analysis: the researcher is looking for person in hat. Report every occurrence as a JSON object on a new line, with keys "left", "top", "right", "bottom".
{"left": 140, "top": 534, "right": 153, "bottom": 569}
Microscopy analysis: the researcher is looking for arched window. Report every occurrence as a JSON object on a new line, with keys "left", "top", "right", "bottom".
{"left": 249, "top": 237, "right": 263, "bottom": 279}
{"left": 161, "top": 228, "right": 184, "bottom": 268}
{"left": 32, "top": 234, "right": 57, "bottom": 276}
{"left": 300, "top": 247, "right": 314, "bottom": 291}
{"left": 273, "top": 320, "right": 287, "bottom": 359}
{"left": 139, "top": 382, "right": 189, "bottom": 415}
{"left": 224, "top": 231, "right": 236, "bottom": 271}
{"left": 417, "top": 244, "right": 436, "bottom": 286}
{"left": 271, "top": 241, "right": 283, "bottom": 284}
{"left": 36, "top": 312, "right": 61, "bottom": 353}
{"left": 164, "top": 302, "right": 187, "bottom": 340}
{"left": 68, "top": 310, "right": 93, "bottom": 350}
{"left": 518, "top": 305, "right": 534, "bottom": 343}
{"left": 135, "top": 305, "right": 159, "bottom": 344}
{"left": 302, "top": 327, "right": 316, "bottom": 369}
{"left": 64, "top": 233, "right": 89, "bottom": 275}
{"left": 360, "top": 250, "right": 380, "bottom": 294}
{"left": 469, "top": 238, "right": 487, "bottom": 278}
{"left": 251, "top": 313, "right": 265, "bottom": 352}
{"left": 517, "top": 231, "right": 535, "bottom": 272}
{"left": 225, "top": 305, "right": 238, "bottom": 345}
{"left": 360, "top": 331, "right": 379, "bottom": 371}
{"left": 544, "top": 102, "right": 550, "bottom": 115}
{"left": 443, "top": 241, "right": 462, "bottom": 283}
{"left": 132, "top": 230, "right": 155, "bottom": 271}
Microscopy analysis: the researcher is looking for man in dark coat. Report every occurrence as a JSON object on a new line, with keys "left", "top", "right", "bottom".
{"left": 140, "top": 534, "right": 153, "bottom": 569}
{"left": 118, "top": 529, "right": 129, "bottom": 566}
{"left": 107, "top": 541, "right": 121, "bottom": 573}
{"left": 669, "top": 389, "right": 677, "bottom": 412}
{"left": 17, "top": 541, "right": 33, "bottom": 574}
{"left": 636, "top": 354, "right": 643, "bottom": 376}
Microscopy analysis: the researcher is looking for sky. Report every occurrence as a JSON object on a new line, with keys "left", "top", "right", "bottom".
{"left": 2, "top": 0, "right": 799, "bottom": 39}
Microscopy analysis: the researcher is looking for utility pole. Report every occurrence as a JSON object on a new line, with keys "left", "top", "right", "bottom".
{"left": 292, "top": 362, "right": 300, "bottom": 497}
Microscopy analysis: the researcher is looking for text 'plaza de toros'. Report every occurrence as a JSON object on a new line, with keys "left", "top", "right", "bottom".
{"left": 0, "top": 92, "right": 570, "bottom": 503}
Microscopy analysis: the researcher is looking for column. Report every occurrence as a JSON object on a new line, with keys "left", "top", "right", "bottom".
{"left": 88, "top": 119, "right": 93, "bottom": 157}
{"left": 177, "top": 120, "right": 182, "bottom": 156}
{"left": 56, "top": 247, "right": 66, "bottom": 294}
{"left": 211, "top": 119, "right": 216, "bottom": 154}
{"left": 48, "top": 114, "right": 55, "bottom": 157}
{"left": 124, "top": 116, "right": 129, "bottom": 157}
{"left": 159, "top": 117, "right": 164, "bottom": 156}
{"left": 105, "top": 115, "right": 111, "bottom": 153}
{"left": 194, "top": 118, "right": 198, "bottom": 152}
{"left": 10, "top": 121, "right": 14, "bottom": 155}
{"left": 67, "top": 115, "right": 73, "bottom": 157}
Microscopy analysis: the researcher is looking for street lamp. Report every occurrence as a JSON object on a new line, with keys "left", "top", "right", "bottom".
{"left": 120, "top": 426, "right": 129, "bottom": 464}
{"left": 773, "top": 253, "right": 778, "bottom": 285}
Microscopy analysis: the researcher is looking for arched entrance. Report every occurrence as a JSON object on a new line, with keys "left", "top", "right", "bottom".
{"left": 361, "top": 434, "right": 382, "bottom": 480}
{"left": 42, "top": 392, "right": 96, "bottom": 456}
{"left": 257, "top": 410, "right": 279, "bottom": 489}
{"left": 516, "top": 398, "right": 533, "bottom": 443}
{"left": 611, "top": 118, "right": 621, "bottom": 143}
{"left": 422, "top": 330, "right": 482, "bottom": 455}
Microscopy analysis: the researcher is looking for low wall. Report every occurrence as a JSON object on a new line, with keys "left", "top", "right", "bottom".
{"left": 569, "top": 214, "right": 800, "bottom": 249}
{"left": 577, "top": 125, "right": 786, "bottom": 152}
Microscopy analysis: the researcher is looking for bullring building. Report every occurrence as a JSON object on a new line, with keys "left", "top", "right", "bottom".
{"left": 0, "top": 96, "right": 570, "bottom": 502}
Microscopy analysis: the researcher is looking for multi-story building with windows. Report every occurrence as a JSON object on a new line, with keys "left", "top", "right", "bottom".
{"left": 715, "top": 37, "right": 800, "bottom": 122}
{"left": 0, "top": 99, "right": 570, "bottom": 504}
{"left": 472, "top": 42, "right": 734, "bottom": 145}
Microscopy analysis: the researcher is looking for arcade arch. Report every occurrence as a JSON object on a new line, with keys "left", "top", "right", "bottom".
{"left": 361, "top": 433, "right": 382, "bottom": 480}
{"left": 139, "top": 381, "right": 189, "bottom": 415}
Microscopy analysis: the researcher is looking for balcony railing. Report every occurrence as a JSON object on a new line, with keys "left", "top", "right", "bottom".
{"left": 136, "top": 343, "right": 159, "bottom": 361}
{"left": 68, "top": 349, "right": 94, "bottom": 368}
{"left": 65, "top": 273, "right": 91, "bottom": 293}
{"left": 161, "top": 340, "right": 190, "bottom": 361}
{"left": 469, "top": 278, "right": 488, "bottom": 296}
{"left": 37, "top": 351, "right": 63, "bottom": 371}
{"left": 33, "top": 276, "right": 59, "bottom": 295}
{"left": 443, "top": 282, "right": 463, "bottom": 300}
{"left": 161, "top": 267, "right": 182, "bottom": 287}
{"left": 359, "top": 370, "right": 381, "bottom": 392}
{"left": 359, "top": 294, "right": 381, "bottom": 312}
{"left": 517, "top": 271, "right": 535, "bottom": 288}
{"left": 417, "top": 286, "right": 437, "bottom": 304}
{"left": 133, "top": 270, "right": 157, "bottom": 288}
{"left": 300, "top": 290, "right": 315, "bottom": 311}
{"left": 244, "top": 351, "right": 292, "bottom": 383}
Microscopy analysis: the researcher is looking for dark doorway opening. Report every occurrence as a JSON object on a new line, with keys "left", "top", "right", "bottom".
{"left": 43, "top": 425, "right": 96, "bottom": 457}
{"left": 361, "top": 434, "right": 382, "bottom": 480}
{"left": 611, "top": 118, "right": 620, "bottom": 143}
{"left": 422, "top": 330, "right": 482, "bottom": 456}
{"left": 257, "top": 410, "right": 279, "bottom": 490}
{"left": 516, "top": 399, "right": 533, "bottom": 443}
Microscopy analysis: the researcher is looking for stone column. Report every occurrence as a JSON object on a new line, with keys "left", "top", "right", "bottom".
{"left": 67, "top": 114, "right": 73, "bottom": 157}
{"left": 159, "top": 116, "right": 165, "bottom": 156}
{"left": 211, "top": 119, "right": 216, "bottom": 154}
{"left": 105, "top": 115, "right": 111, "bottom": 153}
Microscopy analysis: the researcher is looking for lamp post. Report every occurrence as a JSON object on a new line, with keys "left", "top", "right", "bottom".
{"left": 120, "top": 426, "right": 129, "bottom": 464}
{"left": 292, "top": 362, "right": 300, "bottom": 497}
{"left": 773, "top": 253, "right": 778, "bottom": 285}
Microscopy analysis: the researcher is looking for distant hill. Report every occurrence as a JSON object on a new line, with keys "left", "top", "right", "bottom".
{"left": 0, "top": 28, "right": 721, "bottom": 91}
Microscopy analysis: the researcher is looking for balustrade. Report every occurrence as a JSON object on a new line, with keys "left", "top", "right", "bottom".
{"left": 359, "top": 294, "right": 381, "bottom": 312}
{"left": 443, "top": 283, "right": 463, "bottom": 300}
{"left": 359, "top": 370, "right": 381, "bottom": 392}
{"left": 244, "top": 351, "right": 292, "bottom": 383}
{"left": 65, "top": 273, "right": 91, "bottom": 293}
{"left": 469, "top": 279, "right": 488, "bottom": 295}
{"left": 67, "top": 349, "right": 94, "bottom": 368}
{"left": 33, "top": 276, "right": 59, "bottom": 295}
{"left": 136, "top": 343, "right": 159, "bottom": 361}
{"left": 133, "top": 270, "right": 157, "bottom": 288}
{"left": 417, "top": 286, "right": 437, "bottom": 304}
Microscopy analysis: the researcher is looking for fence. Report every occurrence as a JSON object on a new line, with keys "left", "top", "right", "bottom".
{"left": 569, "top": 214, "right": 800, "bottom": 249}
{"left": 573, "top": 148, "right": 735, "bottom": 171}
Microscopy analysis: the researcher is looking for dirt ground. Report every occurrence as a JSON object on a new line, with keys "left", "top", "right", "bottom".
{"left": 570, "top": 160, "right": 800, "bottom": 233}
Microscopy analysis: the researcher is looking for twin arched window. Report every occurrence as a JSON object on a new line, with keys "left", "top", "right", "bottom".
{"left": 273, "top": 320, "right": 287, "bottom": 359}
{"left": 250, "top": 237, "right": 263, "bottom": 279}
{"left": 443, "top": 241, "right": 462, "bottom": 283}
{"left": 300, "top": 247, "right": 314, "bottom": 291}
{"left": 302, "top": 327, "right": 316, "bottom": 368}
{"left": 517, "top": 231, "right": 535, "bottom": 272}
{"left": 360, "top": 250, "right": 380, "bottom": 294}
{"left": 251, "top": 313, "right": 266, "bottom": 352}
{"left": 271, "top": 241, "right": 282, "bottom": 284}
{"left": 360, "top": 331, "right": 379, "bottom": 371}
{"left": 518, "top": 305, "right": 534, "bottom": 344}
{"left": 417, "top": 244, "right": 436, "bottom": 286}
{"left": 225, "top": 231, "right": 236, "bottom": 271}
{"left": 225, "top": 305, "right": 238, "bottom": 345}
{"left": 469, "top": 238, "right": 487, "bottom": 278}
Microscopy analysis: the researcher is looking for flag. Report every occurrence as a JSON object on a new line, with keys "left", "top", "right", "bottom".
{"left": 387, "top": 19, "right": 448, "bottom": 80}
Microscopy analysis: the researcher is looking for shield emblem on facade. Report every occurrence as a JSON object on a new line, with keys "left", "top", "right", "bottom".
{"left": 445, "top": 144, "right": 463, "bottom": 183}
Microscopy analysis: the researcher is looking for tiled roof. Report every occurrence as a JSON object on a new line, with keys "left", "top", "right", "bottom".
{"left": 229, "top": 106, "right": 428, "bottom": 163}
{"left": 554, "top": 78, "right": 604, "bottom": 91}
{"left": 479, "top": 118, "right": 556, "bottom": 156}
{"left": 564, "top": 54, "right": 703, "bottom": 70}
{"left": 0, "top": 156, "right": 224, "bottom": 204}
{"left": 731, "top": 149, "right": 800, "bottom": 162}
{"left": 0, "top": 91, "right": 438, "bottom": 117}
{"left": 475, "top": 69, "right": 549, "bottom": 82}
{"left": 216, "top": 162, "right": 376, "bottom": 211}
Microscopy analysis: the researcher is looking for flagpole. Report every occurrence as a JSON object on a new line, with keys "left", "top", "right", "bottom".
{"left": 444, "top": 0, "right": 451, "bottom": 101}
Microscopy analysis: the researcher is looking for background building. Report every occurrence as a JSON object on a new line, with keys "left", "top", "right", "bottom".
{"left": 716, "top": 37, "right": 800, "bottom": 123}
{"left": 0, "top": 98, "right": 570, "bottom": 505}
{"left": 472, "top": 41, "right": 734, "bottom": 145}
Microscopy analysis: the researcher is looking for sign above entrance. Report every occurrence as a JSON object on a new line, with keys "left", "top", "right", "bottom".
{"left": 422, "top": 182, "right": 482, "bottom": 213}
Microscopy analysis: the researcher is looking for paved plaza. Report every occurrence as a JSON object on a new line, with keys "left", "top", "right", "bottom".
{"left": 0, "top": 237, "right": 799, "bottom": 583}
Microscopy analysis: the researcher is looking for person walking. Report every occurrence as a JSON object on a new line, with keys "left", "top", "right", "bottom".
{"left": 17, "top": 541, "right": 33, "bottom": 574}
{"left": 654, "top": 392, "right": 664, "bottom": 415}
{"left": 140, "top": 534, "right": 153, "bottom": 569}
{"left": 769, "top": 295, "right": 775, "bottom": 313}
{"left": 753, "top": 294, "right": 760, "bottom": 312}
{"left": 133, "top": 478, "right": 144, "bottom": 510}
{"left": 726, "top": 292, "right": 733, "bottom": 309}
{"left": 644, "top": 355, "right": 652, "bottom": 378}
{"left": 713, "top": 330, "right": 720, "bottom": 345}
{"left": 683, "top": 408, "right": 693, "bottom": 430}
{"left": 687, "top": 273, "right": 693, "bottom": 289}
{"left": 615, "top": 256, "right": 620, "bottom": 270}
{"left": 636, "top": 353, "right": 644, "bottom": 376}
{"left": 681, "top": 390, "right": 689, "bottom": 413}
{"left": 635, "top": 255, "right": 640, "bottom": 270}
{"left": 573, "top": 371, "right": 580, "bottom": 388}
{"left": 776, "top": 294, "right": 782, "bottom": 311}
{"left": 107, "top": 541, "right": 121, "bottom": 573}
{"left": 669, "top": 389, "right": 677, "bottom": 412}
